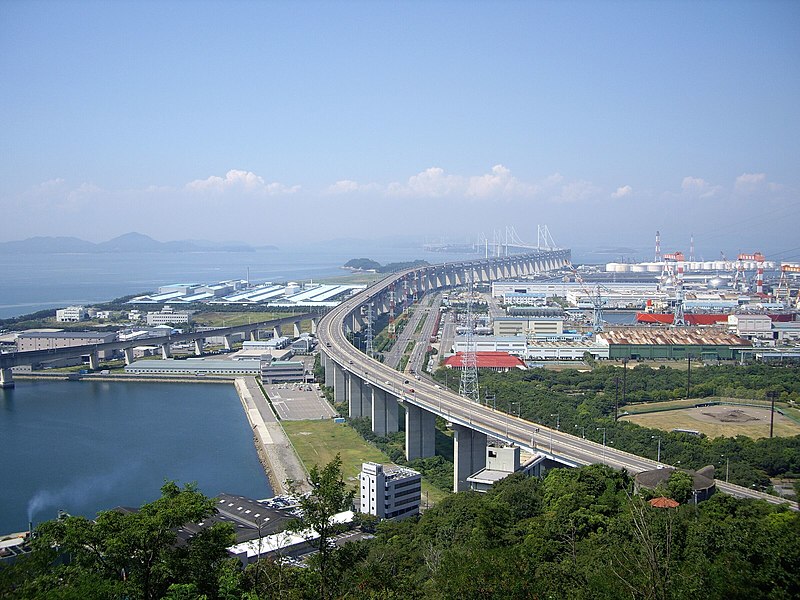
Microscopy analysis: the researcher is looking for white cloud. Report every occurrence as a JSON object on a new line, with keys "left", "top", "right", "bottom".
{"left": 551, "top": 180, "right": 599, "bottom": 203}
{"left": 680, "top": 176, "right": 721, "bottom": 199}
{"left": 185, "top": 169, "right": 299, "bottom": 195}
{"left": 611, "top": 185, "right": 633, "bottom": 199}
{"left": 734, "top": 172, "right": 766, "bottom": 194}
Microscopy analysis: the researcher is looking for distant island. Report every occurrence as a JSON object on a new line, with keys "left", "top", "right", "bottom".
{"left": 343, "top": 258, "right": 429, "bottom": 273}
{"left": 0, "top": 232, "right": 271, "bottom": 254}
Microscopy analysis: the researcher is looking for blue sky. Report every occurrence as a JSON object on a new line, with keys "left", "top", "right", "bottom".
{"left": 1, "top": 1, "right": 798, "bottom": 259}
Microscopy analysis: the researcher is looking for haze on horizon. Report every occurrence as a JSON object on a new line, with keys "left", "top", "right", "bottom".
{"left": 1, "top": 1, "right": 798, "bottom": 261}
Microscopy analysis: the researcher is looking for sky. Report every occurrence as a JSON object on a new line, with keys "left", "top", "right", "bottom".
{"left": 1, "top": 0, "right": 799, "bottom": 260}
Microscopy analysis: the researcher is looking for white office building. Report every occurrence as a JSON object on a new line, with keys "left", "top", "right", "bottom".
{"left": 358, "top": 462, "right": 421, "bottom": 520}
{"left": 146, "top": 306, "right": 191, "bottom": 326}
{"left": 55, "top": 306, "right": 86, "bottom": 322}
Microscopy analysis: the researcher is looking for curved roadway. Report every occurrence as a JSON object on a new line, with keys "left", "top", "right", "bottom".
{"left": 318, "top": 261, "right": 797, "bottom": 509}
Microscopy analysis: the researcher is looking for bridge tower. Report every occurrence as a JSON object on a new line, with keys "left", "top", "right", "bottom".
{"left": 364, "top": 302, "right": 375, "bottom": 358}
{"left": 459, "top": 269, "right": 480, "bottom": 403}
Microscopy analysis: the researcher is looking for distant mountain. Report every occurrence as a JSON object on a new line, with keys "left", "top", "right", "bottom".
{"left": 0, "top": 233, "right": 259, "bottom": 254}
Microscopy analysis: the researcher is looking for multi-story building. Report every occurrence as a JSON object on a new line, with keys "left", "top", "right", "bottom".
{"left": 492, "top": 316, "right": 564, "bottom": 337}
{"left": 16, "top": 331, "right": 117, "bottom": 365}
{"left": 146, "top": 306, "right": 191, "bottom": 326}
{"left": 55, "top": 306, "right": 86, "bottom": 322}
{"left": 260, "top": 359, "right": 305, "bottom": 383}
{"left": 358, "top": 462, "right": 421, "bottom": 520}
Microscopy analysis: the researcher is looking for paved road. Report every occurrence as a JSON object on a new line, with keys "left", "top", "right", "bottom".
{"left": 318, "top": 264, "right": 798, "bottom": 509}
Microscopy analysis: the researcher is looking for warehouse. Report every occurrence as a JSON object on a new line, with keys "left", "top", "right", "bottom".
{"left": 595, "top": 328, "right": 750, "bottom": 360}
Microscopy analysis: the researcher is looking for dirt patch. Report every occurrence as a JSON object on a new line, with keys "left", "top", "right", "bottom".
{"left": 700, "top": 408, "right": 760, "bottom": 423}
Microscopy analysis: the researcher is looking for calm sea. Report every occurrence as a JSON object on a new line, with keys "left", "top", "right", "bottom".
{"left": 0, "top": 245, "right": 483, "bottom": 319}
{"left": 0, "top": 380, "right": 270, "bottom": 534}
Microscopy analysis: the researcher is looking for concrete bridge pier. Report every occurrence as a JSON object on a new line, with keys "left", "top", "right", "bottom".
{"left": 0, "top": 368, "right": 14, "bottom": 389}
{"left": 272, "top": 326, "right": 281, "bottom": 339}
{"left": 161, "top": 343, "right": 172, "bottom": 359}
{"left": 371, "top": 387, "right": 399, "bottom": 436}
{"left": 348, "top": 375, "right": 367, "bottom": 418}
{"left": 123, "top": 347, "right": 135, "bottom": 366}
{"left": 333, "top": 363, "right": 347, "bottom": 405}
{"left": 293, "top": 322, "right": 301, "bottom": 337}
{"left": 88, "top": 351, "right": 100, "bottom": 371}
{"left": 322, "top": 353, "right": 334, "bottom": 387}
{"left": 453, "top": 424, "right": 487, "bottom": 492}
{"left": 310, "top": 318, "right": 317, "bottom": 335}
{"left": 405, "top": 403, "right": 436, "bottom": 460}
{"left": 250, "top": 329, "right": 259, "bottom": 342}
{"left": 193, "top": 339, "right": 204, "bottom": 356}
{"left": 223, "top": 335, "right": 233, "bottom": 351}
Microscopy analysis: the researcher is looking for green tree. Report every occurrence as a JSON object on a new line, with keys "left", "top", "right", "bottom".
{"left": 2, "top": 482, "right": 233, "bottom": 600}
{"left": 288, "top": 454, "right": 354, "bottom": 600}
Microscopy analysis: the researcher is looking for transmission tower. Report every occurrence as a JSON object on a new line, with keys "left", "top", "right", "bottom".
{"left": 364, "top": 302, "right": 374, "bottom": 358}
{"left": 459, "top": 268, "right": 480, "bottom": 403}
{"left": 387, "top": 285, "right": 396, "bottom": 339}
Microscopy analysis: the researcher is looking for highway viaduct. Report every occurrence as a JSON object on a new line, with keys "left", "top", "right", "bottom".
{"left": 0, "top": 313, "right": 316, "bottom": 388}
{"left": 318, "top": 249, "right": 797, "bottom": 507}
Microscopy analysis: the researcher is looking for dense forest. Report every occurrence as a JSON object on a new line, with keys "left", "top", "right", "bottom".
{"left": 3, "top": 463, "right": 798, "bottom": 599}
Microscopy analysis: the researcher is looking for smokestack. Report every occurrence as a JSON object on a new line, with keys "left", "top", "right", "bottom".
{"left": 690, "top": 234, "right": 695, "bottom": 262}
{"left": 655, "top": 231, "right": 661, "bottom": 262}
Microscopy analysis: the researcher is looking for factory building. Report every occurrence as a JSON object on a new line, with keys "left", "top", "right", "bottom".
{"left": 595, "top": 328, "right": 750, "bottom": 360}
{"left": 453, "top": 335, "right": 527, "bottom": 356}
{"left": 359, "top": 462, "right": 421, "bottom": 520}
{"left": 124, "top": 359, "right": 262, "bottom": 375}
{"left": 467, "top": 445, "right": 545, "bottom": 492}
{"left": 443, "top": 352, "right": 527, "bottom": 372}
{"left": 17, "top": 331, "right": 116, "bottom": 357}
{"left": 491, "top": 281, "right": 658, "bottom": 300}
{"left": 727, "top": 314, "right": 773, "bottom": 339}
{"left": 492, "top": 316, "right": 564, "bottom": 337}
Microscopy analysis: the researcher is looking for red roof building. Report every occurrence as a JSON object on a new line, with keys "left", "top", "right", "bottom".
{"left": 443, "top": 352, "right": 526, "bottom": 372}
{"left": 648, "top": 496, "right": 680, "bottom": 509}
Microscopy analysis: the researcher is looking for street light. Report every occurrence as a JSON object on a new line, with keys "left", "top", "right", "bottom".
{"left": 652, "top": 435, "right": 662, "bottom": 464}
{"left": 597, "top": 427, "right": 607, "bottom": 464}
{"left": 720, "top": 454, "right": 729, "bottom": 483}
{"left": 550, "top": 413, "right": 560, "bottom": 430}
{"left": 574, "top": 424, "right": 585, "bottom": 439}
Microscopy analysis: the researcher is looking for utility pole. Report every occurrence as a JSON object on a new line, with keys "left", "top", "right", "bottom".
{"left": 686, "top": 354, "right": 692, "bottom": 399}
{"left": 768, "top": 390, "right": 777, "bottom": 438}
{"left": 622, "top": 358, "right": 627, "bottom": 407}
{"left": 614, "top": 376, "right": 619, "bottom": 421}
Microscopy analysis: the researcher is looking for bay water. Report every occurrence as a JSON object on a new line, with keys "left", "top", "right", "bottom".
{"left": 0, "top": 380, "right": 270, "bottom": 534}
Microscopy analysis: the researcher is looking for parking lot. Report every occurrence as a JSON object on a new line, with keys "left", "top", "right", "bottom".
{"left": 264, "top": 382, "right": 338, "bottom": 421}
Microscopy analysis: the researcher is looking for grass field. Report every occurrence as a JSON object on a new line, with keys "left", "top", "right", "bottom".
{"left": 621, "top": 404, "right": 800, "bottom": 439}
{"left": 623, "top": 396, "right": 783, "bottom": 415}
{"left": 193, "top": 311, "right": 305, "bottom": 328}
{"left": 282, "top": 419, "right": 449, "bottom": 506}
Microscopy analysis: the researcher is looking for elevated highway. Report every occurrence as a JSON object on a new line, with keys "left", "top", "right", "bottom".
{"left": 318, "top": 250, "right": 797, "bottom": 507}
{"left": 0, "top": 313, "right": 315, "bottom": 388}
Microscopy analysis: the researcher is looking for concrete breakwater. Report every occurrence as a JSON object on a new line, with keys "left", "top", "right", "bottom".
{"left": 233, "top": 377, "right": 311, "bottom": 496}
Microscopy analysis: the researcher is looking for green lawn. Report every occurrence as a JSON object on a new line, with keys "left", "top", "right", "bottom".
{"left": 282, "top": 419, "right": 449, "bottom": 506}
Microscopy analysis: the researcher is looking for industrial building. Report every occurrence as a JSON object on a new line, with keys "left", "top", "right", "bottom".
{"left": 358, "top": 462, "right": 422, "bottom": 520}
{"left": 443, "top": 352, "right": 527, "bottom": 371}
{"left": 260, "top": 360, "right": 306, "bottom": 383}
{"left": 466, "top": 445, "right": 544, "bottom": 492}
{"left": 124, "top": 358, "right": 261, "bottom": 376}
{"left": 492, "top": 316, "right": 564, "bottom": 337}
{"left": 596, "top": 328, "right": 751, "bottom": 360}
{"left": 16, "top": 331, "right": 117, "bottom": 364}
{"left": 146, "top": 306, "right": 191, "bottom": 326}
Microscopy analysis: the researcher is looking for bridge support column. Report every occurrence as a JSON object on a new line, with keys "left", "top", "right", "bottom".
{"left": 371, "top": 388, "right": 399, "bottom": 436}
{"left": 348, "top": 375, "right": 366, "bottom": 418}
{"left": 223, "top": 335, "right": 233, "bottom": 351}
{"left": 0, "top": 368, "right": 14, "bottom": 389}
{"left": 323, "top": 353, "right": 334, "bottom": 387}
{"left": 161, "top": 343, "right": 172, "bottom": 359}
{"left": 453, "top": 425, "right": 487, "bottom": 492}
{"left": 88, "top": 352, "right": 100, "bottom": 371}
{"left": 123, "top": 347, "right": 135, "bottom": 366}
{"left": 310, "top": 318, "right": 317, "bottom": 335}
{"left": 193, "top": 339, "right": 204, "bottom": 356}
{"left": 405, "top": 403, "right": 435, "bottom": 460}
{"left": 293, "top": 322, "right": 301, "bottom": 338}
{"left": 333, "top": 363, "right": 347, "bottom": 405}
{"left": 272, "top": 326, "right": 281, "bottom": 339}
